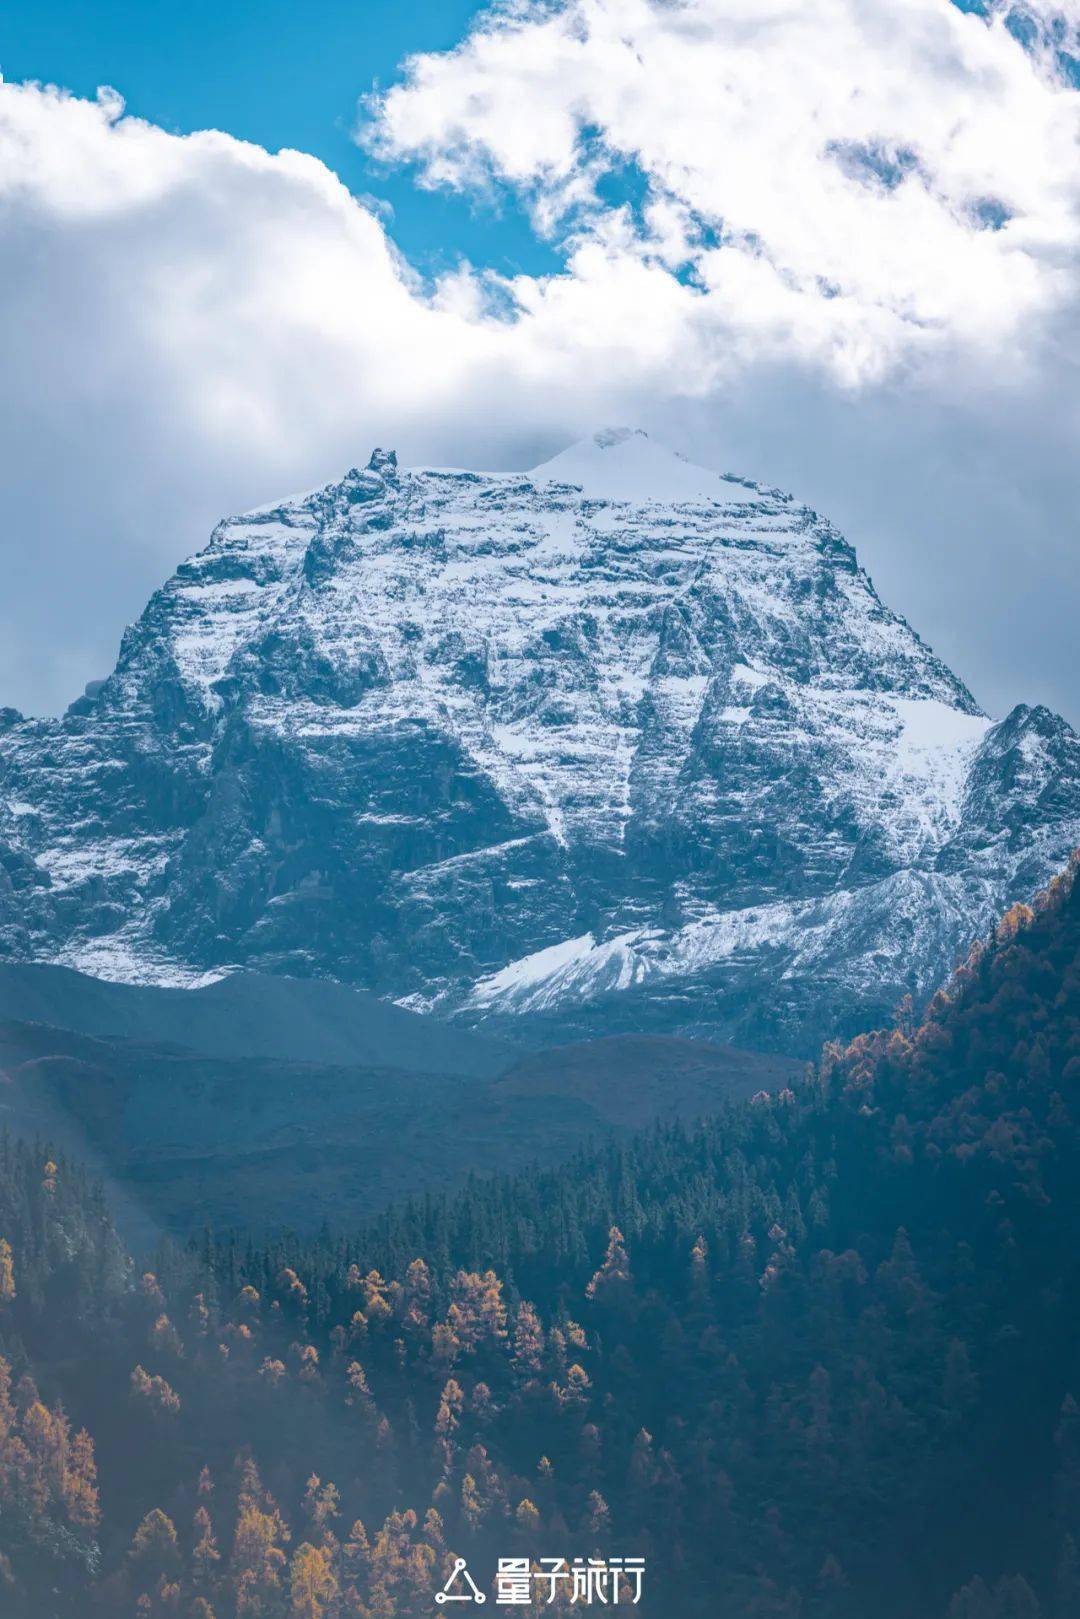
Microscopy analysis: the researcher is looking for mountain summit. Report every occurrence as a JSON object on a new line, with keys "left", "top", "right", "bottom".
{"left": 529, "top": 427, "right": 760, "bottom": 503}
{"left": 0, "top": 435, "right": 1077, "bottom": 1052}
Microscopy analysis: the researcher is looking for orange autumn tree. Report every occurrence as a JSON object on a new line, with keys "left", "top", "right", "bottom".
{"left": 0, "top": 1238, "right": 14, "bottom": 1304}
{"left": 289, "top": 1542, "right": 338, "bottom": 1619}
{"left": 0, "top": 1358, "right": 99, "bottom": 1533}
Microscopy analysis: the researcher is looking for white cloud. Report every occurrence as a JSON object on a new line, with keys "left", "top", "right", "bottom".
{"left": 0, "top": 80, "right": 522, "bottom": 715}
{"left": 0, "top": 5, "right": 1079, "bottom": 725}
{"left": 368, "top": 0, "right": 1080, "bottom": 384}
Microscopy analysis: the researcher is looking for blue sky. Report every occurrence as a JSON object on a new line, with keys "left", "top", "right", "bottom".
{"left": 0, "top": 0, "right": 558, "bottom": 278}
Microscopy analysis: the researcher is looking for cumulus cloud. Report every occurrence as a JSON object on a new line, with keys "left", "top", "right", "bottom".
{"left": 368, "top": 0, "right": 1080, "bottom": 384}
{"left": 0, "top": 80, "right": 520, "bottom": 714}
{"left": 0, "top": 4, "right": 1079, "bottom": 723}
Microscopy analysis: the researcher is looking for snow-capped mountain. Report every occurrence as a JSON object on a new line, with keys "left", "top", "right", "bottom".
{"left": 0, "top": 428, "right": 1077, "bottom": 1054}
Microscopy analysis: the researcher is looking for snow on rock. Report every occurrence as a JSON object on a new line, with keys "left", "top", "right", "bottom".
{"left": 530, "top": 427, "right": 762, "bottom": 504}
{"left": 0, "top": 431, "right": 1077, "bottom": 1055}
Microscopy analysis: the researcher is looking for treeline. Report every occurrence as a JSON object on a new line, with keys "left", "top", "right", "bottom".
{"left": 1, "top": 854, "right": 1078, "bottom": 1617}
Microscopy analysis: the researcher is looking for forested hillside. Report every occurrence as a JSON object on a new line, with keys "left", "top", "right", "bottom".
{"left": 1, "top": 853, "right": 1078, "bottom": 1618}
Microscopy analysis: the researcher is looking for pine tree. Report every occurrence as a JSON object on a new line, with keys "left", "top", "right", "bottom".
{"left": 289, "top": 1542, "right": 338, "bottom": 1619}
{"left": 0, "top": 1238, "right": 14, "bottom": 1304}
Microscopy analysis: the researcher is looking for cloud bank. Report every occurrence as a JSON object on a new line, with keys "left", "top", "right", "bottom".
{"left": 0, "top": 1, "right": 1078, "bottom": 720}
{"left": 369, "top": 0, "right": 1080, "bottom": 386}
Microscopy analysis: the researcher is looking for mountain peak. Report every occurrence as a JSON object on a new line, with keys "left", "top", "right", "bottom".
{"left": 1, "top": 441, "right": 1077, "bottom": 1056}
{"left": 528, "top": 428, "right": 759, "bottom": 505}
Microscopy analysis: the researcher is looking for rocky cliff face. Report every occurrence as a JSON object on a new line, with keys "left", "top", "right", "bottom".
{"left": 1, "top": 428, "right": 1077, "bottom": 1053}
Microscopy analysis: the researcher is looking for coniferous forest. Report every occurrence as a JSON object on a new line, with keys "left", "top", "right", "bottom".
{"left": 1, "top": 854, "right": 1079, "bottom": 1618}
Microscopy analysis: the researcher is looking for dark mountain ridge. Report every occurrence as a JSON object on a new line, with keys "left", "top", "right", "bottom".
{"left": 0, "top": 962, "right": 799, "bottom": 1237}
{"left": 0, "top": 961, "right": 511, "bottom": 1075}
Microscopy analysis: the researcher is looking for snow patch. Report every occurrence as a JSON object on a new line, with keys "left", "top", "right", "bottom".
{"left": 893, "top": 696, "right": 990, "bottom": 753}
{"left": 888, "top": 697, "right": 993, "bottom": 825}
{"left": 731, "top": 663, "right": 769, "bottom": 689}
{"left": 472, "top": 933, "right": 598, "bottom": 1001}
{"left": 529, "top": 430, "right": 760, "bottom": 506}
{"left": 52, "top": 935, "right": 230, "bottom": 988}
